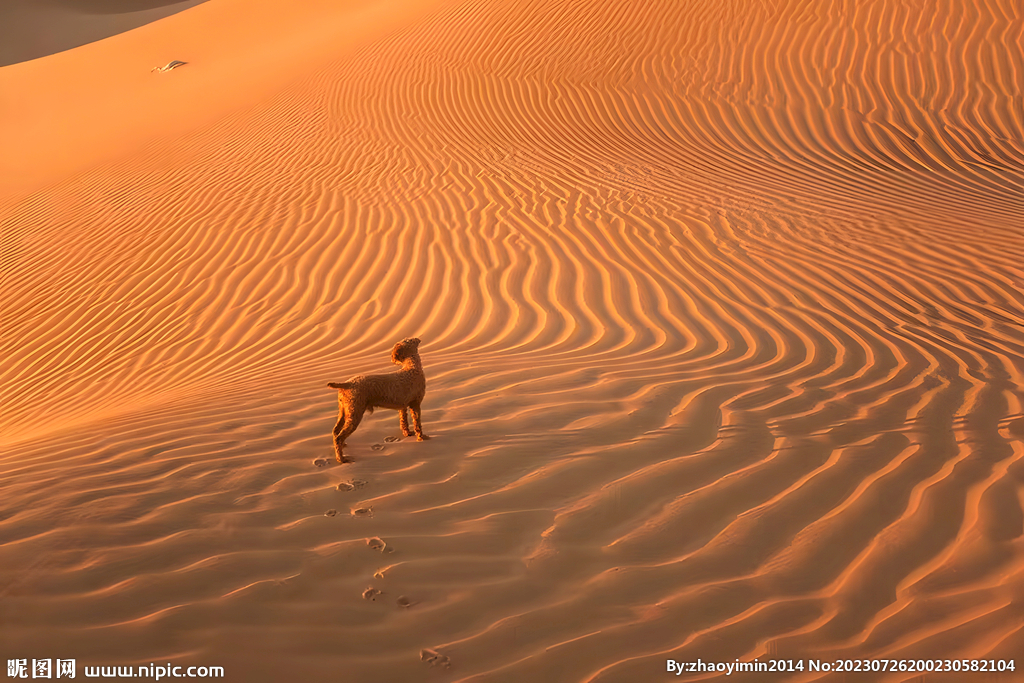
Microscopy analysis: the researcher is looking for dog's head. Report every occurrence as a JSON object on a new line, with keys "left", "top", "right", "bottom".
{"left": 391, "top": 337, "right": 422, "bottom": 364}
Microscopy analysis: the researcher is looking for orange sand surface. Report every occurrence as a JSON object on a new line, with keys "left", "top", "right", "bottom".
{"left": 2, "top": 1, "right": 1024, "bottom": 681}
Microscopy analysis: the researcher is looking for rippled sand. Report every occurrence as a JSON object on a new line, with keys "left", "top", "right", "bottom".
{"left": 2, "top": 1, "right": 1023, "bottom": 681}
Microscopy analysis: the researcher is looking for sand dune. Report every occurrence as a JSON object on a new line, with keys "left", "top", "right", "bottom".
{"left": 2, "top": 0, "right": 1023, "bottom": 681}
{"left": 0, "top": 0, "right": 209, "bottom": 67}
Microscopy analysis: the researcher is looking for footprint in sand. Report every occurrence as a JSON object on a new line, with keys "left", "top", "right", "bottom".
{"left": 152, "top": 60, "right": 187, "bottom": 72}
{"left": 370, "top": 443, "right": 385, "bottom": 451}
{"left": 366, "top": 537, "right": 395, "bottom": 553}
{"left": 324, "top": 509, "right": 338, "bottom": 517}
{"left": 396, "top": 596, "right": 413, "bottom": 608}
{"left": 337, "top": 479, "right": 367, "bottom": 492}
{"left": 420, "top": 650, "right": 450, "bottom": 668}
{"left": 351, "top": 507, "right": 373, "bottom": 518}
{"left": 384, "top": 436, "right": 401, "bottom": 443}
{"left": 362, "top": 587, "right": 382, "bottom": 601}
{"left": 313, "top": 457, "right": 330, "bottom": 468}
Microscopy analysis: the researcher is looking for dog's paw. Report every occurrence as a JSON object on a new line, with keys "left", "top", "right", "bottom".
{"left": 336, "top": 454, "right": 353, "bottom": 464}
{"left": 416, "top": 434, "right": 430, "bottom": 441}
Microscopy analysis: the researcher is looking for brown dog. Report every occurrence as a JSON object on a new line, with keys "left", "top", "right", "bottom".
{"left": 328, "top": 337, "right": 428, "bottom": 461}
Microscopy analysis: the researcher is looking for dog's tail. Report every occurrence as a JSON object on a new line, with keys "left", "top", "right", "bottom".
{"left": 327, "top": 382, "right": 353, "bottom": 390}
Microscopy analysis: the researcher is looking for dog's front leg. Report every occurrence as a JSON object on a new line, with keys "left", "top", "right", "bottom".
{"left": 410, "top": 400, "right": 429, "bottom": 441}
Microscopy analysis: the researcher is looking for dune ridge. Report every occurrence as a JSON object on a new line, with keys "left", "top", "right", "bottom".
{"left": 2, "top": 0, "right": 1023, "bottom": 681}
{"left": 0, "top": 0, "right": 209, "bottom": 67}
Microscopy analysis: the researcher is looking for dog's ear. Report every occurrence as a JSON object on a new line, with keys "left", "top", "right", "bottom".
{"left": 391, "top": 341, "right": 406, "bottom": 364}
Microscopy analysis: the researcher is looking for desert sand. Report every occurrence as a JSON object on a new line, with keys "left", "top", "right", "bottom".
{"left": 2, "top": 0, "right": 1023, "bottom": 681}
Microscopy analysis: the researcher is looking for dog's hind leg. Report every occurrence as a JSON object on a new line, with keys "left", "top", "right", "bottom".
{"left": 332, "top": 408, "right": 347, "bottom": 461}
{"left": 410, "top": 400, "right": 429, "bottom": 441}
{"left": 400, "top": 408, "right": 413, "bottom": 437}
{"left": 333, "top": 405, "right": 346, "bottom": 437}
{"left": 334, "top": 406, "right": 365, "bottom": 461}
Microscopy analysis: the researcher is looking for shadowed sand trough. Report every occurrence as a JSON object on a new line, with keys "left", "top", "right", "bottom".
{"left": 0, "top": 0, "right": 209, "bottom": 67}
{"left": 1, "top": 0, "right": 1023, "bottom": 681}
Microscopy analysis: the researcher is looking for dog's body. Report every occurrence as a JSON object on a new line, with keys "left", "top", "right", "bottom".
{"left": 328, "top": 337, "right": 428, "bottom": 461}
